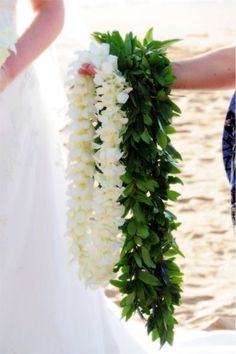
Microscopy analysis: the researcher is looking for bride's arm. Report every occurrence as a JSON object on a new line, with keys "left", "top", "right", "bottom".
{"left": 1, "top": 0, "right": 64, "bottom": 90}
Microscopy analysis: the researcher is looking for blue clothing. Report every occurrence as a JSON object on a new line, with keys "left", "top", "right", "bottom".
{"left": 222, "top": 92, "right": 235, "bottom": 224}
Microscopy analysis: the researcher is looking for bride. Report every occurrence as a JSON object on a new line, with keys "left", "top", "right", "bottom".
{"left": 0, "top": 0, "right": 149, "bottom": 353}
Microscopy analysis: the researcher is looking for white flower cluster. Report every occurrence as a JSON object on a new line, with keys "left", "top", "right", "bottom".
{"left": 0, "top": 10, "right": 17, "bottom": 66}
{"left": 66, "top": 43, "right": 132, "bottom": 288}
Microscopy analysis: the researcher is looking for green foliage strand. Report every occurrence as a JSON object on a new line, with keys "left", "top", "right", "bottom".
{"left": 93, "top": 28, "right": 184, "bottom": 347}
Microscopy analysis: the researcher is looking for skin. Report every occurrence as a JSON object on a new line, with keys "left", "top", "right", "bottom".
{"left": 78, "top": 46, "right": 235, "bottom": 91}
{"left": 171, "top": 46, "right": 235, "bottom": 90}
{"left": 0, "top": 0, "right": 65, "bottom": 92}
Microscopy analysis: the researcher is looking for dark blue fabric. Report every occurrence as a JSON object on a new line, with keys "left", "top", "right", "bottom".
{"left": 222, "top": 92, "right": 235, "bottom": 224}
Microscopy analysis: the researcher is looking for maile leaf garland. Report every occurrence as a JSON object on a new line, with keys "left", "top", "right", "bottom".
{"left": 66, "top": 28, "right": 184, "bottom": 347}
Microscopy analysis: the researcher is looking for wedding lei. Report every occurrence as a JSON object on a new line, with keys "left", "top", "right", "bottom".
{"left": 66, "top": 30, "right": 184, "bottom": 346}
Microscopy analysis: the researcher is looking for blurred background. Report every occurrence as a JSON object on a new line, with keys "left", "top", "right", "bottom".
{"left": 19, "top": 0, "right": 235, "bottom": 333}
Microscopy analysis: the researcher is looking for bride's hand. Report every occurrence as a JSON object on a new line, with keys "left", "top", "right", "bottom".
{"left": 79, "top": 63, "right": 96, "bottom": 76}
{"left": 0, "top": 65, "right": 10, "bottom": 93}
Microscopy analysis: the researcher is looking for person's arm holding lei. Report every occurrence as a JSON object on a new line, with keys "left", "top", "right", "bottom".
{"left": 171, "top": 46, "right": 235, "bottom": 90}
{"left": 0, "top": 0, "right": 65, "bottom": 93}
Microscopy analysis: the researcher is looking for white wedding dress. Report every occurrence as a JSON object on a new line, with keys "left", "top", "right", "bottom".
{"left": 0, "top": 1, "right": 150, "bottom": 353}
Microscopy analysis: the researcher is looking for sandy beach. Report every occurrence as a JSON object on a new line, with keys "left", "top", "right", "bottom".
{"left": 56, "top": 0, "right": 236, "bottom": 333}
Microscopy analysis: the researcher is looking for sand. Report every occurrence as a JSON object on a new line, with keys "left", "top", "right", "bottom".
{"left": 56, "top": 0, "right": 236, "bottom": 333}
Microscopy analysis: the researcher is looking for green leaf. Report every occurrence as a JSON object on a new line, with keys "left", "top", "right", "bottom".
{"left": 134, "top": 252, "right": 142, "bottom": 267}
{"left": 118, "top": 52, "right": 126, "bottom": 70}
{"left": 141, "top": 246, "right": 156, "bottom": 268}
{"left": 137, "top": 224, "right": 149, "bottom": 238}
{"left": 145, "top": 179, "right": 158, "bottom": 191}
{"left": 124, "top": 183, "right": 134, "bottom": 196}
{"left": 164, "top": 210, "right": 177, "bottom": 221}
{"left": 155, "top": 66, "right": 176, "bottom": 86}
{"left": 123, "top": 240, "right": 134, "bottom": 253}
{"left": 148, "top": 231, "right": 160, "bottom": 245}
{"left": 144, "top": 114, "right": 153, "bottom": 126}
{"left": 171, "top": 101, "right": 181, "bottom": 114}
{"left": 165, "top": 125, "right": 176, "bottom": 134}
{"left": 134, "top": 236, "right": 143, "bottom": 246}
{"left": 166, "top": 144, "right": 182, "bottom": 160}
{"left": 119, "top": 272, "right": 130, "bottom": 281}
{"left": 122, "top": 265, "right": 130, "bottom": 273}
{"left": 159, "top": 102, "right": 173, "bottom": 121}
{"left": 136, "top": 180, "right": 148, "bottom": 192}
{"left": 164, "top": 249, "right": 178, "bottom": 258}
{"left": 121, "top": 305, "right": 133, "bottom": 319}
{"left": 161, "top": 265, "right": 171, "bottom": 286}
{"left": 140, "top": 128, "right": 151, "bottom": 144}
{"left": 163, "top": 310, "right": 176, "bottom": 327}
{"left": 136, "top": 193, "right": 153, "bottom": 206}
{"left": 111, "top": 30, "right": 124, "bottom": 48}
{"left": 132, "top": 131, "right": 141, "bottom": 142}
{"left": 168, "top": 176, "right": 183, "bottom": 185}
{"left": 171, "top": 275, "right": 183, "bottom": 285}
{"left": 148, "top": 52, "right": 161, "bottom": 65}
{"left": 157, "top": 89, "right": 168, "bottom": 101}
{"left": 147, "top": 38, "right": 180, "bottom": 51}
{"left": 123, "top": 306, "right": 134, "bottom": 321}
{"left": 144, "top": 28, "right": 154, "bottom": 44}
{"left": 121, "top": 173, "right": 133, "bottom": 184}
{"left": 127, "top": 220, "right": 137, "bottom": 236}
{"left": 120, "top": 297, "right": 127, "bottom": 307}
{"left": 152, "top": 328, "right": 160, "bottom": 341}
{"left": 121, "top": 292, "right": 135, "bottom": 306}
{"left": 168, "top": 162, "right": 181, "bottom": 174}
{"left": 124, "top": 33, "right": 133, "bottom": 56}
{"left": 126, "top": 292, "right": 136, "bottom": 304}
{"left": 141, "top": 56, "right": 150, "bottom": 70}
{"left": 166, "top": 328, "right": 174, "bottom": 346}
{"left": 133, "top": 202, "right": 146, "bottom": 223}
{"left": 92, "top": 31, "right": 106, "bottom": 43}
{"left": 110, "top": 279, "right": 124, "bottom": 289}
{"left": 171, "top": 239, "right": 185, "bottom": 257}
{"left": 156, "top": 130, "right": 168, "bottom": 149}
{"left": 138, "top": 271, "right": 161, "bottom": 286}
{"left": 167, "top": 190, "right": 181, "bottom": 201}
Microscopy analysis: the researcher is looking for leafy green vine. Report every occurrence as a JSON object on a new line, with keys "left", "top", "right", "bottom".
{"left": 93, "top": 28, "right": 184, "bottom": 347}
